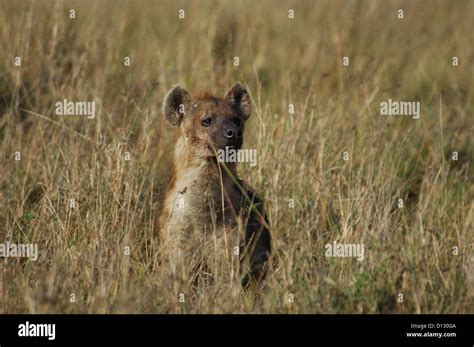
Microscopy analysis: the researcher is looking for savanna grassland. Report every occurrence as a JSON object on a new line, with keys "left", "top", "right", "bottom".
{"left": 0, "top": 0, "right": 472, "bottom": 313}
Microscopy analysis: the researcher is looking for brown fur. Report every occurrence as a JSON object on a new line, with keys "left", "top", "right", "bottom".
{"left": 159, "top": 83, "right": 271, "bottom": 287}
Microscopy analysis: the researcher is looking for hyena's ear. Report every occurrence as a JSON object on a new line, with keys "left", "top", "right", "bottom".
{"left": 163, "top": 85, "right": 193, "bottom": 127}
{"left": 225, "top": 83, "right": 251, "bottom": 120}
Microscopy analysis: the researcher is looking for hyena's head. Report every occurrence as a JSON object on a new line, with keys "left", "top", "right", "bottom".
{"left": 163, "top": 83, "right": 251, "bottom": 157}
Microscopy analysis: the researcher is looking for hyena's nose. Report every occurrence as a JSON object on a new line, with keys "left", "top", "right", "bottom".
{"left": 224, "top": 129, "right": 242, "bottom": 140}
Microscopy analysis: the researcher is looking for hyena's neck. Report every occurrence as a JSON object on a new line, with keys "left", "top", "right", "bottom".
{"left": 172, "top": 137, "right": 238, "bottom": 186}
{"left": 167, "top": 137, "right": 242, "bottom": 221}
{"left": 164, "top": 137, "right": 242, "bottom": 230}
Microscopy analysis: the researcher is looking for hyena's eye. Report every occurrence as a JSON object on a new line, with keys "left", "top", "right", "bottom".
{"left": 201, "top": 117, "right": 213, "bottom": 127}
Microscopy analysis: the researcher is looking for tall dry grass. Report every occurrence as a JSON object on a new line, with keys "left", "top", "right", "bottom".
{"left": 0, "top": 0, "right": 472, "bottom": 313}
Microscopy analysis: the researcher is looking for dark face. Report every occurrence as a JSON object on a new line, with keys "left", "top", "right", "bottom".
{"left": 181, "top": 97, "right": 244, "bottom": 156}
{"left": 163, "top": 83, "right": 252, "bottom": 158}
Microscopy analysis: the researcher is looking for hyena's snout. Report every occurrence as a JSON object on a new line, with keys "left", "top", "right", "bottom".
{"left": 223, "top": 124, "right": 242, "bottom": 140}
{"left": 220, "top": 119, "right": 243, "bottom": 148}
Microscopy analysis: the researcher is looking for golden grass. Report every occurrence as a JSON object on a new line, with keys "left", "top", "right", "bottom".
{"left": 0, "top": 0, "right": 472, "bottom": 313}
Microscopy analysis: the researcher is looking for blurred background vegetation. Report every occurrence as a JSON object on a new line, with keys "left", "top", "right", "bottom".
{"left": 0, "top": 0, "right": 472, "bottom": 313}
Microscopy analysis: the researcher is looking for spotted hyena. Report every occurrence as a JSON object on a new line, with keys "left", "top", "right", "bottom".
{"left": 159, "top": 83, "right": 271, "bottom": 287}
